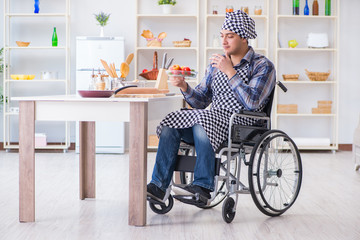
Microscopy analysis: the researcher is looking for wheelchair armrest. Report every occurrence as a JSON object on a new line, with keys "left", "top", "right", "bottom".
{"left": 238, "top": 109, "right": 267, "bottom": 117}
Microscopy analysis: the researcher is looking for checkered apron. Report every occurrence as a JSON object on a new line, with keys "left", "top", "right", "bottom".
{"left": 157, "top": 63, "right": 264, "bottom": 152}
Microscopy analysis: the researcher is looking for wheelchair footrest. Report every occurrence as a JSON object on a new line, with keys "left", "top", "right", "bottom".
{"left": 174, "top": 193, "right": 208, "bottom": 207}
{"left": 147, "top": 196, "right": 166, "bottom": 206}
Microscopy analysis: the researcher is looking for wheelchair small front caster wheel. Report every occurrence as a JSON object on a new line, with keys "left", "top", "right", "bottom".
{"left": 149, "top": 195, "right": 174, "bottom": 214}
{"left": 222, "top": 197, "right": 236, "bottom": 223}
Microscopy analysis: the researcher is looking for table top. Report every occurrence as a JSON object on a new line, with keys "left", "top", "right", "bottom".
{"left": 12, "top": 94, "right": 183, "bottom": 103}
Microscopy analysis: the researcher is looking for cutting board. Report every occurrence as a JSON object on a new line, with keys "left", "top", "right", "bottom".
{"left": 115, "top": 94, "right": 168, "bottom": 98}
{"left": 115, "top": 87, "right": 169, "bottom": 95}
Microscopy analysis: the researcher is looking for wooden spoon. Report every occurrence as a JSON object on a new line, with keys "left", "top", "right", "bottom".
{"left": 100, "top": 59, "right": 114, "bottom": 78}
{"left": 120, "top": 62, "right": 130, "bottom": 78}
{"left": 111, "top": 63, "right": 118, "bottom": 78}
{"left": 125, "top": 53, "right": 134, "bottom": 65}
{"left": 157, "top": 32, "right": 167, "bottom": 39}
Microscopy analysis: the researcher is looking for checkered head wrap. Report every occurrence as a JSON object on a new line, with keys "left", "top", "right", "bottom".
{"left": 221, "top": 10, "right": 257, "bottom": 39}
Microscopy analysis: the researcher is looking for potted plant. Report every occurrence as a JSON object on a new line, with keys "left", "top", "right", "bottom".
{"left": 94, "top": 12, "right": 111, "bottom": 37}
{"left": 158, "top": 0, "right": 176, "bottom": 14}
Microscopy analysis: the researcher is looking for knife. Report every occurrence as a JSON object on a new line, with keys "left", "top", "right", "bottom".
{"left": 165, "top": 57, "right": 174, "bottom": 69}
{"left": 162, "top": 52, "right": 167, "bottom": 69}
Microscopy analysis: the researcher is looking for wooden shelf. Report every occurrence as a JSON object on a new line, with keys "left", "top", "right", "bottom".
{"left": 5, "top": 13, "right": 67, "bottom": 17}
{"left": 137, "top": 14, "right": 197, "bottom": 18}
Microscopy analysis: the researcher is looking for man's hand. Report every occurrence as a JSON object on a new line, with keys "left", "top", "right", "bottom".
{"left": 169, "top": 75, "right": 187, "bottom": 92}
{"left": 210, "top": 53, "right": 237, "bottom": 79}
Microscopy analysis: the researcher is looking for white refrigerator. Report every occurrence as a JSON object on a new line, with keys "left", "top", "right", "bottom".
{"left": 76, "top": 36, "right": 125, "bottom": 153}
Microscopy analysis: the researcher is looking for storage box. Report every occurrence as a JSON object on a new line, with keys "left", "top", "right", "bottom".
{"left": 148, "top": 135, "right": 159, "bottom": 147}
{"left": 277, "top": 104, "right": 298, "bottom": 114}
{"left": 312, "top": 108, "right": 331, "bottom": 114}
{"left": 35, "top": 133, "right": 47, "bottom": 147}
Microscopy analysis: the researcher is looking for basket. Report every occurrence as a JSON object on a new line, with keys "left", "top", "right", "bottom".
{"left": 139, "top": 51, "right": 159, "bottom": 80}
{"left": 173, "top": 40, "right": 191, "bottom": 47}
{"left": 282, "top": 74, "right": 299, "bottom": 81}
{"left": 146, "top": 38, "right": 162, "bottom": 47}
{"left": 139, "top": 69, "right": 159, "bottom": 80}
{"left": 16, "top": 41, "right": 30, "bottom": 47}
{"left": 305, "top": 69, "right": 331, "bottom": 81}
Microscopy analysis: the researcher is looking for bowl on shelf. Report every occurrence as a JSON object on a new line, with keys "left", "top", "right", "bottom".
{"left": 173, "top": 40, "right": 192, "bottom": 47}
{"left": 282, "top": 74, "right": 299, "bottom": 81}
{"left": 11, "top": 74, "right": 35, "bottom": 80}
{"left": 305, "top": 69, "right": 331, "bottom": 81}
{"left": 16, "top": 41, "right": 31, "bottom": 47}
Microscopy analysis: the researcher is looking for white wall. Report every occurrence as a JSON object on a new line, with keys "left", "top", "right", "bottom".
{"left": 0, "top": 0, "right": 359, "bottom": 145}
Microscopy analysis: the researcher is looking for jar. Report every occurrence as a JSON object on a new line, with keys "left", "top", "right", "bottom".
{"left": 254, "top": 6, "right": 262, "bottom": 15}
{"left": 212, "top": 5, "right": 218, "bottom": 15}
{"left": 111, "top": 77, "right": 124, "bottom": 90}
{"left": 212, "top": 34, "right": 220, "bottom": 47}
{"left": 241, "top": 6, "right": 249, "bottom": 15}
{"left": 226, "top": 5, "right": 234, "bottom": 13}
{"left": 95, "top": 74, "right": 106, "bottom": 90}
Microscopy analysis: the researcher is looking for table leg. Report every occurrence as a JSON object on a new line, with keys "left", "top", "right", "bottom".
{"left": 19, "top": 101, "right": 35, "bottom": 222}
{"left": 79, "top": 121, "right": 96, "bottom": 199}
{"left": 129, "top": 102, "right": 148, "bottom": 226}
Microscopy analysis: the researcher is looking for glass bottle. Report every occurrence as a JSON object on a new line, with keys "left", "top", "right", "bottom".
{"left": 325, "top": 0, "right": 331, "bottom": 16}
{"left": 34, "top": 0, "right": 40, "bottom": 14}
{"left": 312, "top": 0, "right": 319, "bottom": 15}
{"left": 293, "top": 0, "right": 299, "bottom": 15}
{"left": 52, "top": 27, "right": 58, "bottom": 47}
{"left": 89, "top": 69, "right": 97, "bottom": 90}
{"left": 304, "top": 0, "right": 309, "bottom": 15}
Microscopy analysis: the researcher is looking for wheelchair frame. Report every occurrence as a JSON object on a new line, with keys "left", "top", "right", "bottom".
{"left": 147, "top": 83, "right": 303, "bottom": 223}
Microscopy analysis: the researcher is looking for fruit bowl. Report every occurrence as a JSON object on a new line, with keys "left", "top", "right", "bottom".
{"left": 166, "top": 70, "right": 198, "bottom": 79}
{"left": 11, "top": 74, "right": 35, "bottom": 80}
{"left": 16, "top": 41, "right": 30, "bottom": 47}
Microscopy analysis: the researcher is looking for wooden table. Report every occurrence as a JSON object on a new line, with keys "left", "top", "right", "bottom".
{"left": 14, "top": 95, "right": 181, "bottom": 226}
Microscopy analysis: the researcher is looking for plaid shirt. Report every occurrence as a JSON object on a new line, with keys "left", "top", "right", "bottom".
{"left": 182, "top": 47, "right": 276, "bottom": 111}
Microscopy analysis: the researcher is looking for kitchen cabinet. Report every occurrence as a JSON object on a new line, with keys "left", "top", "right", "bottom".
{"left": 2, "top": 0, "right": 71, "bottom": 150}
{"left": 204, "top": 0, "right": 270, "bottom": 72}
{"left": 274, "top": 0, "right": 339, "bottom": 150}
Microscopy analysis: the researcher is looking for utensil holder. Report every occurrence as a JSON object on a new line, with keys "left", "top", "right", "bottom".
{"left": 155, "top": 68, "right": 168, "bottom": 90}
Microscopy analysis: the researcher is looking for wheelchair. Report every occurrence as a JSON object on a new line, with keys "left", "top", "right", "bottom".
{"left": 147, "top": 82, "right": 303, "bottom": 223}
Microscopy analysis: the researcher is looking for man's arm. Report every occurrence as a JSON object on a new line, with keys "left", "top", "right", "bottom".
{"left": 228, "top": 58, "right": 276, "bottom": 111}
{"left": 179, "top": 65, "right": 215, "bottom": 109}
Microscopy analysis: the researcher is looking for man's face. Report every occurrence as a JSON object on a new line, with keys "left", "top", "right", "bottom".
{"left": 220, "top": 29, "right": 247, "bottom": 56}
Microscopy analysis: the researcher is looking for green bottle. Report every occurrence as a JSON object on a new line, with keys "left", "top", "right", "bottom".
{"left": 52, "top": 27, "right": 58, "bottom": 47}
{"left": 293, "top": 0, "right": 299, "bottom": 15}
{"left": 325, "top": 0, "right": 331, "bottom": 16}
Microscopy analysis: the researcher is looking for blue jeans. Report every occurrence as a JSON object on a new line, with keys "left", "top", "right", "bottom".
{"left": 151, "top": 124, "right": 215, "bottom": 192}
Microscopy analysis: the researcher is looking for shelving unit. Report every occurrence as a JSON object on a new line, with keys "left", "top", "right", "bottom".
{"left": 135, "top": 0, "right": 200, "bottom": 87}
{"left": 204, "top": 0, "right": 270, "bottom": 72}
{"left": 2, "top": 0, "right": 71, "bottom": 150}
{"left": 274, "top": 0, "right": 339, "bottom": 150}
{"left": 135, "top": 0, "right": 198, "bottom": 149}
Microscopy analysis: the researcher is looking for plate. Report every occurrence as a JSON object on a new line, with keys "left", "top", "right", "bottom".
{"left": 78, "top": 90, "right": 114, "bottom": 98}
{"left": 166, "top": 70, "right": 197, "bottom": 79}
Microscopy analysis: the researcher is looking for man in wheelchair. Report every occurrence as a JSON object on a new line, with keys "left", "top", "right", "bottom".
{"left": 147, "top": 10, "right": 276, "bottom": 206}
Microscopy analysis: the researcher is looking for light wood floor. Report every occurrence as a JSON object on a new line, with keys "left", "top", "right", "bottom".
{"left": 0, "top": 150, "right": 360, "bottom": 240}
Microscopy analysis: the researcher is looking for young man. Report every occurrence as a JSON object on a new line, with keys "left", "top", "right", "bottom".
{"left": 147, "top": 10, "right": 276, "bottom": 204}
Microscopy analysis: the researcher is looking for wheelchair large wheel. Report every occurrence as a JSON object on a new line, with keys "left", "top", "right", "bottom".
{"left": 149, "top": 195, "right": 174, "bottom": 214}
{"left": 248, "top": 130, "right": 302, "bottom": 217}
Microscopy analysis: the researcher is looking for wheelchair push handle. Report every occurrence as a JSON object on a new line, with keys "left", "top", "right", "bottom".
{"left": 277, "top": 81, "right": 287, "bottom": 92}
